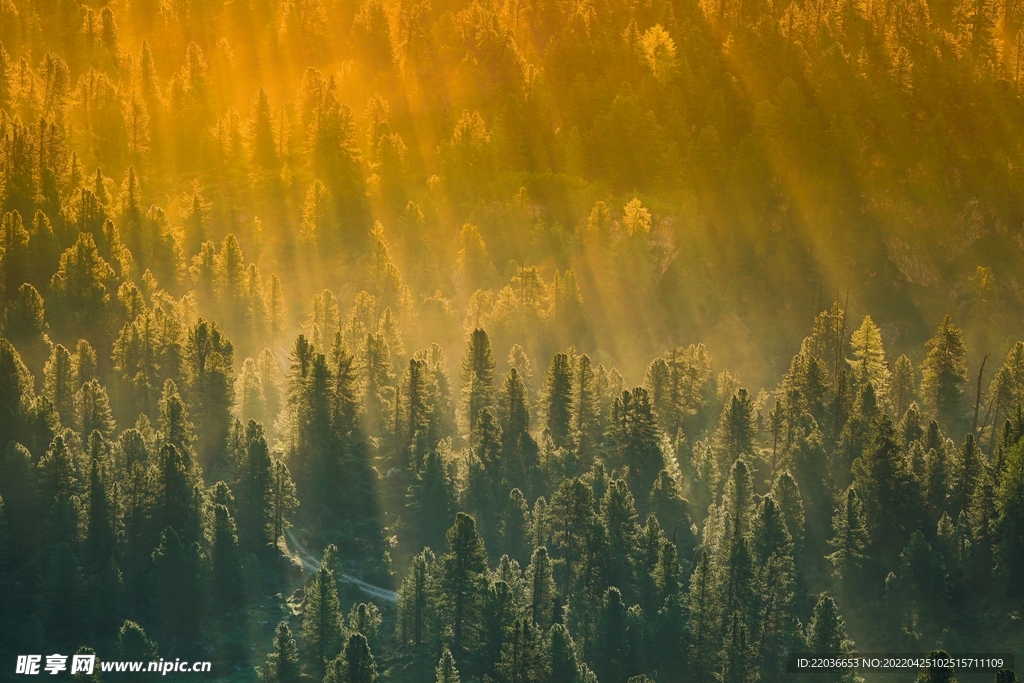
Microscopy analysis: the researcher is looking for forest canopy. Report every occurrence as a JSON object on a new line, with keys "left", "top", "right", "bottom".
{"left": 2, "top": 0, "right": 1024, "bottom": 681}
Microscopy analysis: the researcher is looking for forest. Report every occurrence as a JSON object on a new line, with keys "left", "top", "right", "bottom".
{"left": 2, "top": 0, "right": 1024, "bottom": 680}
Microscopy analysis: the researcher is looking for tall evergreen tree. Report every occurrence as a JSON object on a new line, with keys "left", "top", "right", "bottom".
{"left": 544, "top": 353, "right": 574, "bottom": 450}
{"left": 303, "top": 548, "right": 345, "bottom": 670}
{"left": 920, "top": 316, "right": 967, "bottom": 433}
{"left": 461, "top": 329, "right": 496, "bottom": 443}
{"left": 439, "top": 512, "right": 488, "bottom": 660}
{"left": 257, "top": 622, "right": 301, "bottom": 683}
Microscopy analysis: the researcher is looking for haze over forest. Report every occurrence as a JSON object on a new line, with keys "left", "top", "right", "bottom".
{"left": 2, "top": 0, "right": 1024, "bottom": 681}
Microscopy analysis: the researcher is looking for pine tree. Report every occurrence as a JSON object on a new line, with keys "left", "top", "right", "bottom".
{"left": 892, "top": 355, "right": 917, "bottom": 419}
{"left": 549, "top": 477, "right": 596, "bottom": 593}
{"left": 714, "top": 388, "right": 757, "bottom": 471}
{"left": 853, "top": 415, "right": 918, "bottom": 563}
{"left": 827, "top": 487, "right": 869, "bottom": 595}
{"left": 526, "top": 546, "right": 557, "bottom": 630}
{"left": 408, "top": 449, "right": 453, "bottom": 550}
{"left": 116, "top": 621, "right": 158, "bottom": 682}
{"left": 500, "top": 368, "right": 540, "bottom": 496}
{"left": 916, "top": 651, "right": 957, "bottom": 683}
{"left": 609, "top": 387, "right": 664, "bottom": 495}
{"left": 211, "top": 502, "right": 244, "bottom": 614}
{"left": 498, "top": 618, "right": 547, "bottom": 683}
{"left": 544, "top": 353, "right": 574, "bottom": 450}
{"left": 995, "top": 438, "right": 1024, "bottom": 588}
{"left": 40, "top": 542, "right": 85, "bottom": 648}
{"left": 238, "top": 421, "right": 274, "bottom": 554}
{"left": 439, "top": 512, "right": 488, "bottom": 659}
{"left": 338, "top": 633, "right": 378, "bottom": 683}
{"left": 804, "top": 595, "right": 856, "bottom": 683}
{"left": 303, "top": 549, "right": 345, "bottom": 670}
{"left": 920, "top": 317, "right": 967, "bottom": 433}
{"left": 436, "top": 649, "right": 461, "bottom": 683}
{"left": 257, "top": 622, "right": 301, "bottom": 683}
{"left": 848, "top": 316, "right": 891, "bottom": 409}
{"left": 44, "top": 344, "right": 77, "bottom": 427}
{"left": 572, "top": 354, "right": 602, "bottom": 467}
{"left": 461, "top": 329, "right": 496, "bottom": 443}
{"left": 85, "top": 438, "right": 116, "bottom": 569}
{"left": 184, "top": 318, "right": 235, "bottom": 467}
{"left": 721, "top": 611, "right": 757, "bottom": 683}
{"left": 602, "top": 479, "right": 640, "bottom": 595}
{"left": 502, "top": 488, "right": 533, "bottom": 566}
{"left": 397, "top": 549, "right": 434, "bottom": 646}
{"left": 596, "top": 587, "right": 628, "bottom": 683}
{"left": 547, "top": 623, "right": 579, "bottom": 683}
{"left": 150, "top": 527, "right": 203, "bottom": 644}
{"left": 75, "top": 379, "right": 116, "bottom": 441}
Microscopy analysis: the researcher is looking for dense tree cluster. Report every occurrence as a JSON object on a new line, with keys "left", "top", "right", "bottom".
{"left": 2, "top": 0, "right": 1024, "bottom": 680}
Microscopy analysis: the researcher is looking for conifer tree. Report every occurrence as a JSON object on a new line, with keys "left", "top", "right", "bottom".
{"left": 498, "top": 617, "right": 547, "bottom": 683}
{"left": 211, "top": 502, "right": 244, "bottom": 614}
{"left": 75, "top": 379, "right": 116, "bottom": 441}
{"left": 116, "top": 620, "right": 158, "bottom": 682}
{"left": 502, "top": 488, "right": 533, "bottom": 566}
{"left": 714, "top": 388, "right": 757, "bottom": 470}
{"left": 44, "top": 344, "right": 77, "bottom": 427}
{"left": 85, "top": 438, "right": 115, "bottom": 569}
{"left": 436, "top": 649, "right": 461, "bottom": 683}
{"left": 258, "top": 622, "right": 301, "bottom": 683}
{"left": 41, "top": 542, "right": 84, "bottom": 647}
{"left": 397, "top": 549, "right": 434, "bottom": 647}
{"left": 461, "top": 329, "right": 496, "bottom": 443}
{"left": 827, "top": 487, "right": 869, "bottom": 595}
{"left": 184, "top": 318, "right": 235, "bottom": 466}
{"left": 549, "top": 477, "right": 596, "bottom": 592}
{"left": 548, "top": 623, "right": 579, "bottom": 683}
{"left": 303, "top": 550, "right": 345, "bottom": 670}
{"left": 596, "top": 587, "right": 628, "bottom": 683}
{"left": 150, "top": 527, "right": 203, "bottom": 644}
{"left": 609, "top": 387, "right": 664, "bottom": 495}
{"left": 804, "top": 595, "right": 856, "bottom": 683}
{"left": 892, "top": 355, "right": 917, "bottom": 419}
{"left": 920, "top": 316, "right": 967, "bottom": 432}
{"left": 721, "top": 611, "right": 757, "bottom": 683}
{"left": 238, "top": 421, "right": 274, "bottom": 554}
{"left": 853, "top": 415, "right": 917, "bottom": 562}
{"left": 439, "top": 513, "right": 488, "bottom": 660}
{"left": 572, "top": 354, "right": 602, "bottom": 466}
{"left": 526, "top": 546, "right": 557, "bottom": 630}
{"left": 544, "top": 353, "right": 574, "bottom": 450}
{"left": 408, "top": 449, "right": 453, "bottom": 550}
